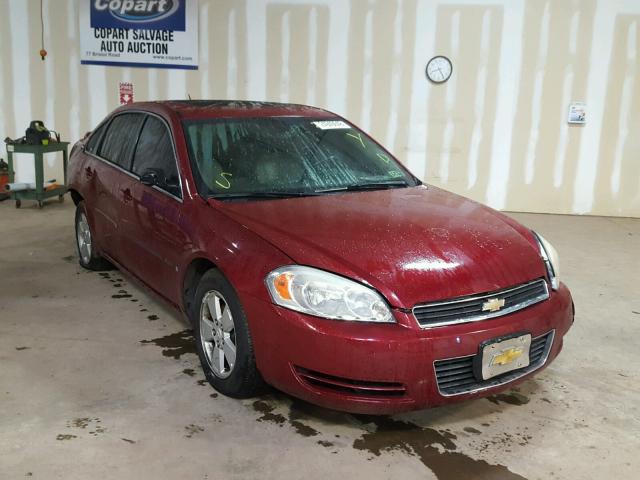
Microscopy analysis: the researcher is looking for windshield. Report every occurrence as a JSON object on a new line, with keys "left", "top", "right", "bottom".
{"left": 182, "top": 117, "right": 419, "bottom": 199}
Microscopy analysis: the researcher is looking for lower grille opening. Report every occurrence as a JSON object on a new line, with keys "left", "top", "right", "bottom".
{"left": 434, "top": 330, "right": 555, "bottom": 396}
{"left": 294, "top": 366, "right": 406, "bottom": 397}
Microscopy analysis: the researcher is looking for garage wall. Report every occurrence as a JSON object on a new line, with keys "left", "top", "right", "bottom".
{"left": 0, "top": 0, "right": 638, "bottom": 217}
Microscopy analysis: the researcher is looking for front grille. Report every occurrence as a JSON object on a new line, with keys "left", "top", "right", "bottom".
{"left": 413, "top": 279, "right": 549, "bottom": 328}
{"left": 434, "top": 330, "right": 555, "bottom": 396}
{"left": 294, "top": 366, "right": 406, "bottom": 397}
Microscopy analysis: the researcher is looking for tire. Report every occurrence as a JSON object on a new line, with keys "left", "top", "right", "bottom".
{"left": 192, "top": 269, "right": 263, "bottom": 398}
{"left": 75, "top": 202, "right": 112, "bottom": 271}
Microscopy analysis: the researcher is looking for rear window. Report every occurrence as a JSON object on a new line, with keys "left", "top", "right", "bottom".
{"left": 98, "top": 113, "right": 145, "bottom": 170}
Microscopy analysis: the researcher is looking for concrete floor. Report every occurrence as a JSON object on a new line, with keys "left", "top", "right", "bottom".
{"left": 0, "top": 198, "right": 639, "bottom": 480}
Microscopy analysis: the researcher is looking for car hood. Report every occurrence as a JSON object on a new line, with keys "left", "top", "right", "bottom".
{"left": 213, "top": 186, "right": 546, "bottom": 309}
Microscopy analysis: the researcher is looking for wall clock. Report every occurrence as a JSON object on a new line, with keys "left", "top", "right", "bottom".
{"left": 426, "top": 56, "right": 453, "bottom": 84}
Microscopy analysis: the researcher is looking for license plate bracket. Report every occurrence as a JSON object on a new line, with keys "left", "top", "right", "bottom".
{"left": 473, "top": 332, "right": 532, "bottom": 381}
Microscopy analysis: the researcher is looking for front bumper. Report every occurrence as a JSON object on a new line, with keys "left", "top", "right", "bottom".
{"left": 242, "top": 283, "right": 574, "bottom": 414}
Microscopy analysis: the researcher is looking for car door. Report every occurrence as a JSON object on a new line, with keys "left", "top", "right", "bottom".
{"left": 118, "top": 113, "right": 187, "bottom": 304}
{"left": 79, "top": 121, "right": 112, "bottom": 246}
{"left": 83, "top": 113, "right": 144, "bottom": 260}
{"left": 92, "top": 113, "right": 145, "bottom": 264}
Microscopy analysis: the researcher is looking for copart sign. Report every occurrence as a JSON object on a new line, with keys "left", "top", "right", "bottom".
{"left": 79, "top": 0, "right": 198, "bottom": 70}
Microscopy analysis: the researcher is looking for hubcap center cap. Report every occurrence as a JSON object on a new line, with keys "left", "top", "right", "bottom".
{"left": 212, "top": 326, "right": 224, "bottom": 345}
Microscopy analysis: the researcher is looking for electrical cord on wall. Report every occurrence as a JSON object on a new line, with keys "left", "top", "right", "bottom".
{"left": 39, "top": 0, "right": 47, "bottom": 60}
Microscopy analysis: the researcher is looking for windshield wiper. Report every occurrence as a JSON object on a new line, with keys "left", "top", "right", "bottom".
{"left": 210, "top": 191, "right": 321, "bottom": 201}
{"left": 315, "top": 180, "right": 409, "bottom": 194}
{"left": 211, "top": 181, "right": 410, "bottom": 200}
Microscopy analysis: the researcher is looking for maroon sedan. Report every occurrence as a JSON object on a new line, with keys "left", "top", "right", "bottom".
{"left": 68, "top": 101, "right": 573, "bottom": 414}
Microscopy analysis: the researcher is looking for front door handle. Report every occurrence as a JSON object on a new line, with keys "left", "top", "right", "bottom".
{"left": 121, "top": 188, "right": 133, "bottom": 203}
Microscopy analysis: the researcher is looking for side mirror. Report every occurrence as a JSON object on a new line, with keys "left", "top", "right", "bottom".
{"left": 140, "top": 168, "right": 164, "bottom": 187}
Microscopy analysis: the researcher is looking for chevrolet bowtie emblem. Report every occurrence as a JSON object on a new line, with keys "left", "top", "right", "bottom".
{"left": 482, "top": 297, "right": 505, "bottom": 312}
{"left": 492, "top": 347, "right": 524, "bottom": 366}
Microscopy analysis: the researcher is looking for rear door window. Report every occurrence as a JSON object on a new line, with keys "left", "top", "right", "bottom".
{"left": 98, "top": 113, "right": 145, "bottom": 170}
{"left": 132, "top": 115, "right": 181, "bottom": 198}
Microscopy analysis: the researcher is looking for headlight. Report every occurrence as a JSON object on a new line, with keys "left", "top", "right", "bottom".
{"left": 533, "top": 232, "right": 560, "bottom": 290}
{"left": 265, "top": 265, "right": 394, "bottom": 323}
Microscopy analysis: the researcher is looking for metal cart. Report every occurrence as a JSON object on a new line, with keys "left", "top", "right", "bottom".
{"left": 5, "top": 142, "right": 70, "bottom": 209}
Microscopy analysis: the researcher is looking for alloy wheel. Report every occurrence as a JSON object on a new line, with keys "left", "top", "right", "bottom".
{"left": 76, "top": 213, "right": 92, "bottom": 265}
{"left": 200, "top": 290, "right": 237, "bottom": 379}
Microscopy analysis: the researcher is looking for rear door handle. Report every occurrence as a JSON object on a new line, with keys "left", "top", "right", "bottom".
{"left": 121, "top": 188, "right": 133, "bottom": 203}
{"left": 84, "top": 166, "right": 94, "bottom": 179}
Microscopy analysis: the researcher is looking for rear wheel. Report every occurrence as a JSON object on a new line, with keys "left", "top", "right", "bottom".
{"left": 75, "top": 202, "right": 111, "bottom": 271}
{"left": 192, "top": 270, "right": 263, "bottom": 398}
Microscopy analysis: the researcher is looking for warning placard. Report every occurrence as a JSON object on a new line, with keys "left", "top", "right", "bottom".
{"left": 119, "top": 82, "right": 134, "bottom": 105}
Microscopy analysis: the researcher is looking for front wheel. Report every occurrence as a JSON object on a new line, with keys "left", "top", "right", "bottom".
{"left": 192, "top": 270, "right": 263, "bottom": 398}
{"left": 75, "top": 202, "right": 111, "bottom": 271}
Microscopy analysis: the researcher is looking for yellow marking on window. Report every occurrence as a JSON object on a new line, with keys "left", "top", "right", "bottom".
{"left": 377, "top": 153, "right": 391, "bottom": 164}
{"left": 346, "top": 132, "right": 366, "bottom": 149}
{"left": 215, "top": 172, "right": 233, "bottom": 189}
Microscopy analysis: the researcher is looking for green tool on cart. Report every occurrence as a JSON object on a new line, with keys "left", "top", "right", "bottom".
{"left": 5, "top": 142, "right": 69, "bottom": 209}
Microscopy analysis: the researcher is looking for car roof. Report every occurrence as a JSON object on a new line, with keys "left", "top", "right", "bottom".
{"left": 116, "top": 100, "right": 337, "bottom": 121}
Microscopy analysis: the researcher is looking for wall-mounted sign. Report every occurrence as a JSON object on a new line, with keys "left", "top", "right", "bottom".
{"left": 79, "top": 0, "right": 198, "bottom": 70}
{"left": 568, "top": 102, "right": 586, "bottom": 124}
{"left": 119, "top": 82, "right": 134, "bottom": 105}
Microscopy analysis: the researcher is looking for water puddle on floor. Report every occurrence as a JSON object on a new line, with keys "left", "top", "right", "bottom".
{"left": 352, "top": 416, "right": 526, "bottom": 480}
{"left": 486, "top": 393, "right": 530, "bottom": 406}
{"left": 140, "top": 329, "right": 196, "bottom": 359}
{"left": 250, "top": 396, "right": 528, "bottom": 480}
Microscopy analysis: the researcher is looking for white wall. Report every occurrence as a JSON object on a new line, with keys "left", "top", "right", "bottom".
{"left": 1, "top": 0, "right": 639, "bottom": 217}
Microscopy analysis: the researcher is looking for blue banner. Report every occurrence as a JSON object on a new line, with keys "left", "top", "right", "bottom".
{"left": 90, "top": 0, "right": 186, "bottom": 32}
{"left": 81, "top": 0, "right": 197, "bottom": 69}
